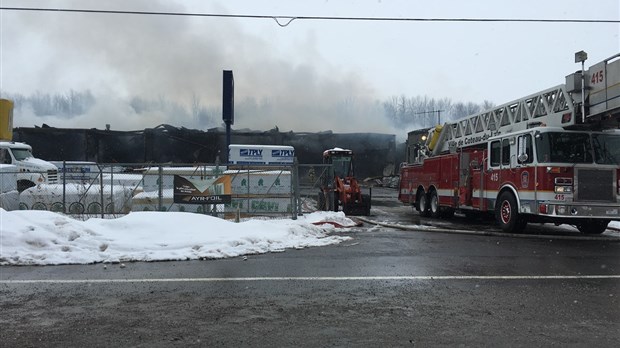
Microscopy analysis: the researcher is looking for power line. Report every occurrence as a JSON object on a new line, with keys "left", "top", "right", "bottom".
{"left": 1, "top": 7, "right": 619, "bottom": 27}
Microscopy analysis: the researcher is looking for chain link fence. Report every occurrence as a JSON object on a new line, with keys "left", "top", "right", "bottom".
{"left": 297, "top": 164, "right": 334, "bottom": 213}
{"left": 7, "top": 161, "right": 334, "bottom": 220}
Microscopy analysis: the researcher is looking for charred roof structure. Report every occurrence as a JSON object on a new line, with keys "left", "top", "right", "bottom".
{"left": 13, "top": 125, "right": 398, "bottom": 179}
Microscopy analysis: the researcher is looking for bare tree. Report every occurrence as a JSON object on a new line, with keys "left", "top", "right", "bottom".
{"left": 31, "top": 92, "right": 52, "bottom": 116}
{"left": 191, "top": 94, "right": 214, "bottom": 129}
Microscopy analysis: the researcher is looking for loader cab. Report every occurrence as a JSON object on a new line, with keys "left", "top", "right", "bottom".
{"left": 323, "top": 148, "right": 355, "bottom": 178}
{"left": 320, "top": 147, "right": 371, "bottom": 216}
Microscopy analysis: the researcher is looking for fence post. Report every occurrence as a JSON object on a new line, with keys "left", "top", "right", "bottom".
{"left": 246, "top": 166, "right": 250, "bottom": 215}
{"left": 110, "top": 166, "right": 114, "bottom": 215}
{"left": 213, "top": 157, "right": 220, "bottom": 217}
{"left": 158, "top": 165, "right": 163, "bottom": 211}
{"left": 293, "top": 159, "right": 300, "bottom": 219}
{"left": 62, "top": 160, "right": 66, "bottom": 214}
{"left": 99, "top": 166, "right": 104, "bottom": 218}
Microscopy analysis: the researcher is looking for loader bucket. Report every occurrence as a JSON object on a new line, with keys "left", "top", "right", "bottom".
{"left": 342, "top": 193, "right": 371, "bottom": 216}
{"left": 343, "top": 202, "right": 370, "bottom": 216}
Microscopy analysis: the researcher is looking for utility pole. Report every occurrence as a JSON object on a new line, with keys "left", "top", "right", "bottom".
{"left": 222, "top": 70, "right": 234, "bottom": 163}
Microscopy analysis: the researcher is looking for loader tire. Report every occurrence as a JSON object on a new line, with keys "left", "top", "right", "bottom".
{"left": 343, "top": 203, "right": 352, "bottom": 215}
{"left": 362, "top": 194, "right": 371, "bottom": 216}
{"left": 317, "top": 191, "right": 326, "bottom": 211}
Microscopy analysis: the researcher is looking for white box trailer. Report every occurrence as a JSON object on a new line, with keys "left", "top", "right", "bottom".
{"left": 228, "top": 144, "right": 295, "bottom": 164}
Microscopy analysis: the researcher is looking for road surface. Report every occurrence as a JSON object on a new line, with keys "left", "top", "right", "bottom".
{"left": 1, "top": 188, "right": 619, "bottom": 347}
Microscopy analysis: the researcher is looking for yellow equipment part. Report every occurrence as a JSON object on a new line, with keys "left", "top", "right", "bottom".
{"left": 0, "top": 99, "right": 14, "bottom": 141}
{"left": 427, "top": 124, "right": 443, "bottom": 151}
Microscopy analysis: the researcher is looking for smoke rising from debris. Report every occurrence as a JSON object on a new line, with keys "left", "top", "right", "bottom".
{"left": 2, "top": 0, "right": 394, "bottom": 134}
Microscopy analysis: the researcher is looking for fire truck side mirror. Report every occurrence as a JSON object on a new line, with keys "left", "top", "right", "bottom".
{"left": 518, "top": 153, "right": 529, "bottom": 163}
{"left": 534, "top": 131, "right": 541, "bottom": 139}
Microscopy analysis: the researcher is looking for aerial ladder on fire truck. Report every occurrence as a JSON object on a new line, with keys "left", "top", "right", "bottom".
{"left": 399, "top": 52, "right": 620, "bottom": 234}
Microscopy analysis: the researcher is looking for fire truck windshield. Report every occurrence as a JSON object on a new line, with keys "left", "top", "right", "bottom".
{"left": 535, "top": 132, "right": 593, "bottom": 163}
{"left": 592, "top": 133, "right": 620, "bottom": 164}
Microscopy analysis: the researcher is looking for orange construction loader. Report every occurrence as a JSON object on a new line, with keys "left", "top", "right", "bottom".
{"left": 318, "top": 148, "right": 371, "bottom": 216}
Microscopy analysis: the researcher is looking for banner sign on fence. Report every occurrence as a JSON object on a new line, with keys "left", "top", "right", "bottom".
{"left": 173, "top": 175, "right": 232, "bottom": 204}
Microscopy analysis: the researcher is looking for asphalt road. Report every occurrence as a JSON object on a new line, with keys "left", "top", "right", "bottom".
{"left": 1, "top": 188, "right": 619, "bottom": 347}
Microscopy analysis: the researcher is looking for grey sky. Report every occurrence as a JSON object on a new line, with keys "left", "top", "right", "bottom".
{"left": 1, "top": 0, "right": 618, "bottom": 133}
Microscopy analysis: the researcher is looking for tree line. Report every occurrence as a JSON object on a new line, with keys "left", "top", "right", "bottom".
{"left": 3, "top": 90, "right": 217, "bottom": 130}
{"left": 2, "top": 90, "right": 494, "bottom": 131}
{"left": 6, "top": 90, "right": 96, "bottom": 118}
{"left": 383, "top": 95, "right": 495, "bottom": 129}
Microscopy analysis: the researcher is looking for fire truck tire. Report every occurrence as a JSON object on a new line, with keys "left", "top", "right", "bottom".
{"left": 496, "top": 191, "right": 520, "bottom": 233}
{"left": 577, "top": 219, "right": 609, "bottom": 234}
{"left": 418, "top": 192, "right": 430, "bottom": 217}
{"left": 429, "top": 190, "right": 440, "bottom": 218}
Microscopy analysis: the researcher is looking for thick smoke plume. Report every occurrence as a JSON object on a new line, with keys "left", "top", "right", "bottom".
{"left": 2, "top": 0, "right": 394, "bottom": 134}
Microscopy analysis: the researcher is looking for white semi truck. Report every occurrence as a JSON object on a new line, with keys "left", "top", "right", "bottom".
{"left": 1, "top": 99, "right": 59, "bottom": 192}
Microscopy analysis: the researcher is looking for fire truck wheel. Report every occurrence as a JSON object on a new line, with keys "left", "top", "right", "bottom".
{"left": 429, "top": 190, "right": 440, "bottom": 218}
{"left": 496, "top": 191, "right": 519, "bottom": 233}
{"left": 418, "top": 192, "right": 430, "bottom": 217}
{"left": 577, "top": 219, "right": 609, "bottom": 234}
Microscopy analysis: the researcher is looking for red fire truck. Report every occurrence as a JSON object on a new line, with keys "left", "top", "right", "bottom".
{"left": 398, "top": 52, "right": 620, "bottom": 234}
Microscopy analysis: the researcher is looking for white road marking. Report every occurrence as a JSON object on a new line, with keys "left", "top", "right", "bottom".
{"left": 2, "top": 274, "right": 619, "bottom": 284}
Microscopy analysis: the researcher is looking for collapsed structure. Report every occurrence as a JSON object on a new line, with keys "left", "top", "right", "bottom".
{"left": 12, "top": 126, "right": 397, "bottom": 180}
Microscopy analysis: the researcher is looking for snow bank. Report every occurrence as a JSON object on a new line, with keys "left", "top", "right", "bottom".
{"left": 0, "top": 209, "right": 355, "bottom": 265}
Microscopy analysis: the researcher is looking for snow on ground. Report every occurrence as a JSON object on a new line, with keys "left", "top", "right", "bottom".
{"left": 0, "top": 209, "right": 356, "bottom": 266}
